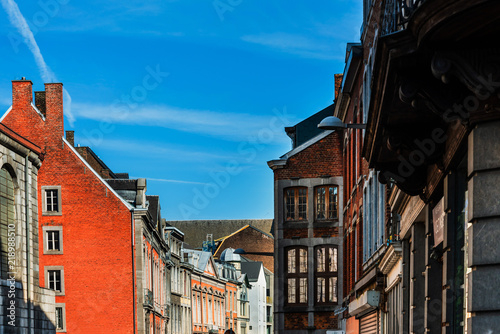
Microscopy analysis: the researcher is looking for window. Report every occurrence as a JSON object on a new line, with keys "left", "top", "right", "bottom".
{"left": 315, "top": 185, "right": 338, "bottom": 220}
{"left": 55, "top": 303, "right": 66, "bottom": 332}
{"left": 42, "top": 186, "right": 61, "bottom": 215}
{"left": 284, "top": 187, "right": 307, "bottom": 221}
{"left": 315, "top": 245, "right": 338, "bottom": 304}
{"left": 43, "top": 226, "right": 63, "bottom": 254}
{"left": 286, "top": 247, "right": 308, "bottom": 305}
{"left": 0, "top": 166, "right": 15, "bottom": 279}
{"left": 363, "top": 172, "right": 385, "bottom": 262}
{"left": 45, "top": 266, "right": 64, "bottom": 295}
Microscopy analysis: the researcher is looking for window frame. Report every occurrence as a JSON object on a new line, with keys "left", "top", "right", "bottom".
{"left": 55, "top": 303, "right": 66, "bottom": 332}
{"left": 45, "top": 266, "right": 65, "bottom": 295}
{"left": 43, "top": 225, "right": 63, "bottom": 254}
{"left": 284, "top": 187, "right": 308, "bottom": 222}
{"left": 42, "top": 186, "right": 62, "bottom": 216}
{"left": 314, "top": 185, "right": 339, "bottom": 222}
{"left": 285, "top": 246, "right": 308, "bottom": 306}
{"left": 314, "top": 245, "right": 338, "bottom": 305}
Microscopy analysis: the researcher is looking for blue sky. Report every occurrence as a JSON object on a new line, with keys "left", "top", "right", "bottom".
{"left": 0, "top": 0, "right": 362, "bottom": 220}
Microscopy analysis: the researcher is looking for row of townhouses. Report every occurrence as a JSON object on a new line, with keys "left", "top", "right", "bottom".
{"left": 0, "top": 78, "right": 273, "bottom": 334}
{"left": 269, "top": 0, "right": 500, "bottom": 333}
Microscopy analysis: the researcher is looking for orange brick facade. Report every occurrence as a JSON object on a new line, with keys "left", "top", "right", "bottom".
{"left": 3, "top": 79, "right": 168, "bottom": 333}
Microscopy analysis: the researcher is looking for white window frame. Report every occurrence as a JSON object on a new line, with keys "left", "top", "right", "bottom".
{"left": 43, "top": 226, "right": 63, "bottom": 254}
{"left": 55, "top": 303, "right": 66, "bottom": 332}
{"left": 42, "top": 186, "right": 62, "bottom": 216}
{"left": 45, "top": 266, "right": 65, "bottom": 295}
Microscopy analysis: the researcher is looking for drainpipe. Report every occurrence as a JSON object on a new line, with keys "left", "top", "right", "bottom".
{"left": 25, "top": 154, "right": 31, "bottom": 333}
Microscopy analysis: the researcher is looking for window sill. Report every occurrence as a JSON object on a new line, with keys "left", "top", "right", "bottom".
{"left": 42, "top": 211, "right": 62, "bottom": 216}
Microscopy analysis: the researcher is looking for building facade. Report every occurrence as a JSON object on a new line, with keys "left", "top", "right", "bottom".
{"left": 0, "top": 121, "right": 56, "bottom": 333}
{"left": 330, "top": 0, "right": 500, "bottom": 333}
{"left": 268, "top": 122, "right": 344, "bottom": 333}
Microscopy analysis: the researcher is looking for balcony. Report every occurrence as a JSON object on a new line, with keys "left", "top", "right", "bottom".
{"left": 144, "top": 289, "right": 153, "bottom": 309}
{"left": 266, "top": 315, "right": 273, "bottom": 323}
{"left": 382, "top": 0, "right": 427, "bottom": 35}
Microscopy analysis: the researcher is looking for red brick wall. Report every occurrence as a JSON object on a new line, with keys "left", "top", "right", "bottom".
{"left": 314, "top": 312, "right": 339, "bottom": 329}
{"left": 274, "top": 132, "right": 343, "bottom": 181}
{"left": 214, "top": 226, "right": 274, "bottom": 272}
{"left": 312, "top": 226, "right": 339, "bottom": 238}
{"left": 284, "top": 313, "right": 308, "bottom": 330}
{"left": 4, "top": 80, "right": 136, "bottom": 333}
{"left": 283, "top": 228, "right": 308, "bottom": 240}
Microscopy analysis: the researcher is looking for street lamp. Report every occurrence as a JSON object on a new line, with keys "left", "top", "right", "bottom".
{"left": 233, "top": 248, "right": 274, "bottom": 256}
{"left": 317, "top": 116, "right": 366, "bottom": 130}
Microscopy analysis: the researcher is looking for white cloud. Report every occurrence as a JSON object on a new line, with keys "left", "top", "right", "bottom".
{"left": 1, "top": 0, "right": 75, "bottom": 125}
{"left": 130, "top": 176, "right": 209, "bottom": 185}
{"left": 72, "top": 102, "right": 295, "bottom": 143}
{"left": 241, "top": 32, "right": 343, "bottom": 60}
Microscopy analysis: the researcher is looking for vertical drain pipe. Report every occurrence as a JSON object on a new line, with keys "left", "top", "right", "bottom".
{"left": 25, "top": 154, "right": 31, "bottom": 333}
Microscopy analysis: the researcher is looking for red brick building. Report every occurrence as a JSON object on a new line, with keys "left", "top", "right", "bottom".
{"left": 214, "top": 225, "right": 274, "bottom": 272}
{"left": 2, "top": 79, "right": 169, "bottom": 333}
{"left": 268, "top": 103, "right": 344, "bottom": 332}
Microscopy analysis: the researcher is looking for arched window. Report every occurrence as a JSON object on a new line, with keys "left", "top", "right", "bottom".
{"left": 0, "top": 167, "right": 15, "bottom": 279}
{"left": 314, "top": 185, "right": 338, "bottom": 221}
{"left": 284, "top": 187, "right": 307, "bottom": 221}
{"left": 315, "top": 245, "right": 338, "bottom": 305}
{"left": 285, "top": 246, "right": 308, "bottom": 305}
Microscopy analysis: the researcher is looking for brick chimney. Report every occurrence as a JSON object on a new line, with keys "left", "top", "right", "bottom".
{"left": 45, "top": 83, "right": 64, "bottom": 143}
{"left": 12, "top": 77, "right": 33, "bottom": 109}
{"left": 66, "top": 130, "right": 74, "bottom": 147}
{"left": 35, "top": 91, "right": 46, "bottom": 117}
{"left": 334, "top": 73, "right": 343, "bottom": 101}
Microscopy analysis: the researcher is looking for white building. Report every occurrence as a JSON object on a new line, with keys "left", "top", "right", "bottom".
{"left": 241, "top": 262, "right": 267, "bottom": 334}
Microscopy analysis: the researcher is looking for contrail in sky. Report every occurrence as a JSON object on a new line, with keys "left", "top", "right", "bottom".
{"left": 1, "top": 0, "right": 75, "bottom": 126}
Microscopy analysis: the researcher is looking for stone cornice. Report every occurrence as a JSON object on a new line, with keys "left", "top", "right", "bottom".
{"left": 379, "top": 242, "right": 403, "bottom": 275}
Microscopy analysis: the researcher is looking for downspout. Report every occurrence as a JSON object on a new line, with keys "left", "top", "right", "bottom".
{"left": 25, "top": 154, "right": 31, "bottom": 333}
{"left": 131, "top": 210, "right": 136, "bottom": 334}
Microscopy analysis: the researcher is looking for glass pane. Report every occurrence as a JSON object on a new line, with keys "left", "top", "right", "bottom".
{"left": 298, "top": 188, "right": 307, "bottom": 220}
{"left": 287, "top": 249, "right": 296, "bottom": 273}
{"left": 285, "top": 189, "right": 295, "bottom": 220}
{"left": 317, "top": 277, "right": 325, "bottom": 303}
{"left": 328, "top": 187, "right": 338, "bottom": 219}
{"left": 329, "top": 277, "right": 337, "bottom": 303}
{"left": 56, "top": 307, "right": 63, "bottom": 329}
{"left": 316, "top": 187, "right": 326, "bottom": 219}
{"left": 316, "top": 248, "right": 325, "bottom": 272}
{"left": 287, "top": 279, "right": 296, "bottom": 303}
{"left": 299, "top": 278, "right": 307, "bottom": 303}
{"left": 329, "top": 247, "right": 337, "bottom": 272}
{"left": 299, "top": 249, "right": 307, "bottom": 273}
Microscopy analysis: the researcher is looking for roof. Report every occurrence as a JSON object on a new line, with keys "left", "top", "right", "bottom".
{"left": 214, "top": 225, "right": 274, "bottom": 257}
{"left": 240, "top": 262, "right": 263, "bottom": 281}
{"left": 166, "top": 219, "right": 274, "bottom": 248}
{"left": 268, "top": 130, "right": 335, "bottom": 171}
{"left": 105, "top": 179, "right": 138, "bottom": 204}
{"left": 147, "top": 195, "right": 160, "bottom": 224}
{"left": 285, "top": 104, "right": 335, "bottom": 148}
{"left": 0, "top": 123, "right": 41, "bottom": 155}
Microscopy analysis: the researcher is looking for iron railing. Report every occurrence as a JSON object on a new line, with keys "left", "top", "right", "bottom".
{"left": 382, "top": 0, "right": 427, "bottom": 35}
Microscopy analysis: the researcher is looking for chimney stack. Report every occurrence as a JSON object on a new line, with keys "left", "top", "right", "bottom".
{"left": 66, "top": 130, "right": 74, "bottom": 147}
{"left": 334, "top": 73, "right": 343, "bottom": 101}
{"left": 35, "top": 91, "right": 46, "bottom": 117}
{"left": 44, "top": 83, "right": 64, "bottom": 142}
{"left": 12, "top": 78, "right": 33, "bottom": 108}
